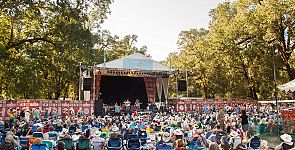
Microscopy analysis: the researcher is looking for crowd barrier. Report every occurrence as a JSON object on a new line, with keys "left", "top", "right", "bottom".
{"left": 0, "top": 100, "right": 94, "bottom": 121}
{"left": 168, "top": 98, "right": 258, "bottom": 112}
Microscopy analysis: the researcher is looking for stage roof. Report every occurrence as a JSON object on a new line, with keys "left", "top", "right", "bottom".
{"left": 96, "top": 53, "right": 171, "bottom": 72}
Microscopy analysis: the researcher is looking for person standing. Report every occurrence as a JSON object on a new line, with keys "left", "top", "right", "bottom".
{"left": 44, "top": 109, "right": 49, "bottom": 119}
{"left": 240, "top": 110, "right": 249, "bottom": 139}
{"left": 24, "top": 109, "right": 30, "bottom": 123}
{"left": 135, "top": 99, "right": 141, "bottom": 111}
{"left": 124, "top": 99, "right": 131, "bottom": 114}
{"left": 114, "top": 103, "right": 121, "bottom": 116}
{"left": 15, "top": 109, "right": 20, "bottom": 121}
{"left": 34, "top": 108, "right": 40, "bottom": 120}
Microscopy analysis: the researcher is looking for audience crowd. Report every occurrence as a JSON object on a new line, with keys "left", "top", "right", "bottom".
{"left": 0, "top": 103, "right": 293, "bottom": 150}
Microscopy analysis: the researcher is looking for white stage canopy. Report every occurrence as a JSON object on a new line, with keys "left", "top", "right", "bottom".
{"left": 278, "top": 79, "right": 295, "bottom": 92}
{"left": 96, "top": 53, "right": 171, "bottom": 72}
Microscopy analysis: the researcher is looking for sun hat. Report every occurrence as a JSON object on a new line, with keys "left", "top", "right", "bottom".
{"left": 75, "top": 129, "right": 82, "bottom": 134}
{"left": 174, "top": 129, "right": 183, "bottom": 136}
{"left": 260, "top": 140, "right": 268, "bottom": 148}
{"left": 280, "top": 134, "right": 293, "bottom": 143}
{"left": 162, "top": 132, "right": 171, "bottom": 142}
{"left": 197, "top": 129, "right": 203, "bottom": 134}
{"left": 112, "top": 127, "right": 119, "bottom": 132}
{"left": 94, "top": 130, "right": 101, "bottom": 136}
{"left": 260, "top": 118, "right": 267, "bottom": 124}
{"left": 230, "top": 131, "right": 239, "bottom": 137}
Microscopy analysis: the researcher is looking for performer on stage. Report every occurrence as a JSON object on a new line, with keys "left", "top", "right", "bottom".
{"left": 114, "top": 102, "right": 121, "bottom": 116}
{"left": 135, "top": 99, "right": 141, "bottom": 110}
{"left": 124, "top": 99, "right": 131, "bottom": 114}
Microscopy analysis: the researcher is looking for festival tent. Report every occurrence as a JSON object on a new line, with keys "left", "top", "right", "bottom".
{"left": 96, "top": 53, "right": 171, "bottom": 71}
{"left": 278, "top": 79, "right": 295, "bottom": 92}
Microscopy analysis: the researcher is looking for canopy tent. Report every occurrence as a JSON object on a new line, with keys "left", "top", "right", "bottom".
{"left": 278, "top": 79, "right": 295, "bottom": 92}
{"left": 96, "top": 53, "right": 171, "bottom": 72}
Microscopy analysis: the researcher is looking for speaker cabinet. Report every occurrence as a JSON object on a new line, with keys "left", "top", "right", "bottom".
{"left": 178, "top": 80, "right": 187, "bottom": 91}
{"left": 83, "top": 78, "right": 91, "bottom": 91}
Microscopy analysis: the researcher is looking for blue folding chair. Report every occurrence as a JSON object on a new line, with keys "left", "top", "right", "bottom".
{"left": 42, "top": 140, "right": 53, "bottom": 150}
{"left": 127, "top": 138, "right": 140, "bottom": 150}
{"left": 60, "top": 138, "right": 74, "bottom": 150}
{"left": 107, "top": 137, "right": 122, "bottom": 150}
{"left": 19, "top": 137, "right": 29, "bottom": 149}
{"left": 124, "top": 134, "right": 138, "bottom": 141}
{"left": 55, "top": 126, "right": 63, "bottom": 132}
{"left": 77, "top": 139, "right": 90, "bottom": 150}
{"left": 93, "top": 122, "right": 102, "bottom": 128}
{"left": 156, "top": 144, "right": 172, "bottom": 150}
{"left": 31, "top": 144, "right": 47, "bottom": 150}
{"left": 138, "top": 131, "right": 147, "bottom": 145}
{"left": 33, "top": 132, "right": 44, "bottom": 138}
{"left": 47, "top": 132, "right": 58, "bottom": 141}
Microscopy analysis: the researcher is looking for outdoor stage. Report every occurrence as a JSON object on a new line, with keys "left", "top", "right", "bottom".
{"left": 86, "top": 53, "right": 171, "bottom": 110}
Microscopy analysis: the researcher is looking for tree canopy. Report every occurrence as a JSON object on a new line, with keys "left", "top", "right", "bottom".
{"left": 0, "top": 0, "right": 148, "bottom": 99}
{"left": 167, "top": 0, "right": 295, "bottom": 100}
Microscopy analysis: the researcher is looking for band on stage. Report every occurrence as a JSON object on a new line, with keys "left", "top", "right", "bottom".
{"left": 102, "top": 98, "right": 143, "bottom": 115}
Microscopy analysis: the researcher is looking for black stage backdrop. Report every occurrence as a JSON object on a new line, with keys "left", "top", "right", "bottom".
{"left": 100, "top": 75, "right": 148, "bottom": 109}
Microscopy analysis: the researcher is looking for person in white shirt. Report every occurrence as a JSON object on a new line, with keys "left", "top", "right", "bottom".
{"left": 92, "top": 130, "right": 106, "bottom": 150}
{"left": 72, "top": 130, "right": 81, "bottom": 142}
{"left": 228, "top": 131, "right": 242, "bottom": 149}
{"left": 24, "top": 109, "right": 30, "bottom": 122}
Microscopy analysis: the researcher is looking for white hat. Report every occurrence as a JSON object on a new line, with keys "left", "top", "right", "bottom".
{"left": 94, "top": 130, "right": 101, "bottom": 136}
{"left": 162, "top": 132, "right": 171, "bottom": 142}
{"left": 260, "top": 140, "right": 268, "bottom": 148}
{"left": 197, "top": 129, "right": 203, "bottom": 134}
{"left": 280, "top": 134, "right": 293, "bottom": 143}
{"left": 174, "top": 129, "right": 183, "bottom": 136}
{"left": 112, "top": 127, "right": 119, "bottom": 132}
{"left": 75, "top": 129, "right": 82, "bottom": 134}
{"left": 230, "top": 131, "right": 239, "bottom": 137}
{"left": 260, "top": 118, "right": 267, "bottom": 125}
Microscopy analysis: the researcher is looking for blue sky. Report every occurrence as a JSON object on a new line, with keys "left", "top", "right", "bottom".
{"left": 101, "top": 0, "right": 229, "bottom": 61}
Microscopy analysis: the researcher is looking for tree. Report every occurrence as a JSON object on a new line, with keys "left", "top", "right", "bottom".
{"left": 167, "top": 0, "right": 295, "bottom": 100}
{"left": 0, "top": 0, "right": 113, "bottom": 99}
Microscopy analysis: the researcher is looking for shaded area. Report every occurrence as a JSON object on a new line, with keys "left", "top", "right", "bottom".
{"left": 100, "top": 75, "right": 148, "bottom": 108}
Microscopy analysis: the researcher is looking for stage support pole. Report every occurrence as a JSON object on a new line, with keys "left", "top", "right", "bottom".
{"left": 186, "top": 69, "right": 188, "bottom": 99}
{"left": 93, "top": 62, "right": 96, "bottom": 100}
{"left": 176, "top": 70, "right": 179, "bottom": 99}
{"left": 79, "top": 62, "right": 82, "bottom": 101}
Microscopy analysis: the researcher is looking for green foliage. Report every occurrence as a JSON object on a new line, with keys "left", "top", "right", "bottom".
{"left": 168, "top": 0, "right": 295, "bottom": 100}
{"left": 0, "top": 0, "right": 148, "bottom": 99}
